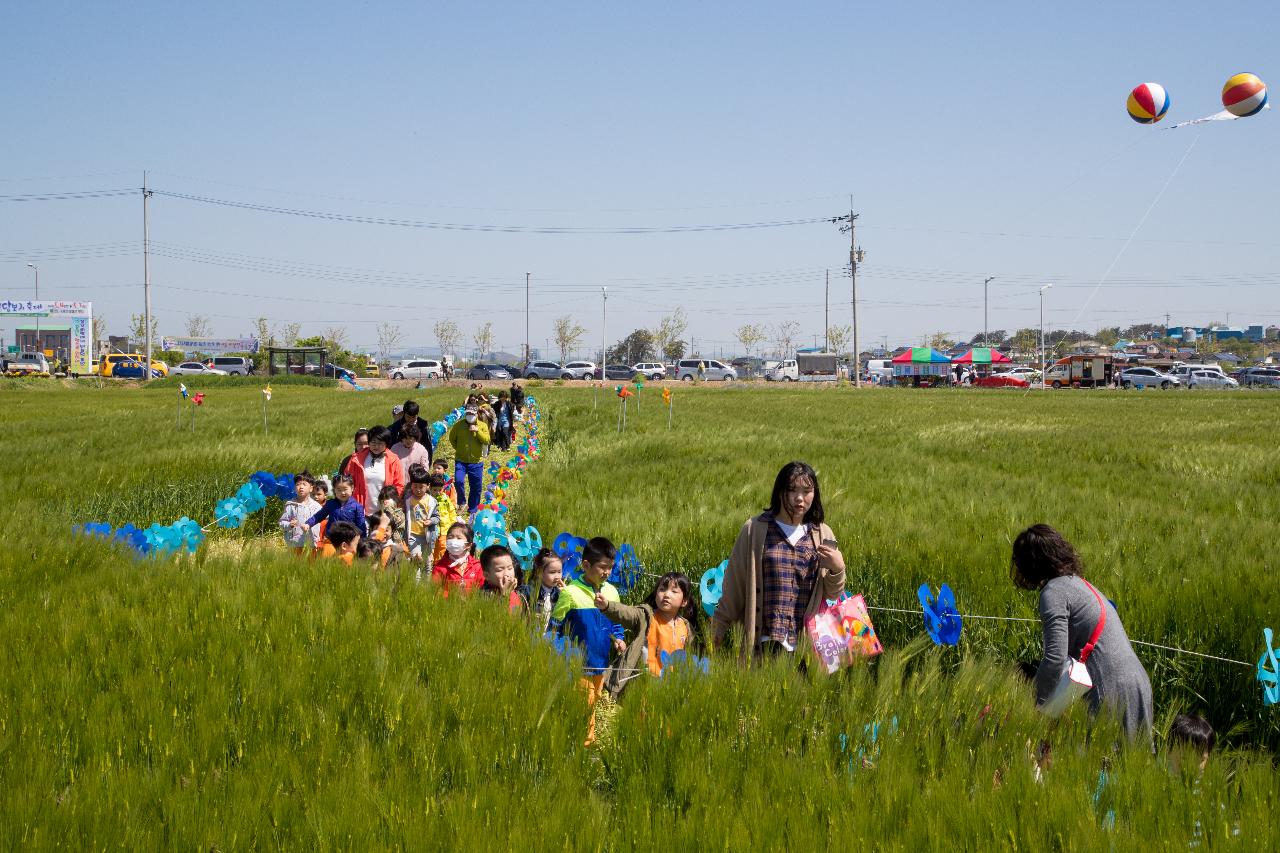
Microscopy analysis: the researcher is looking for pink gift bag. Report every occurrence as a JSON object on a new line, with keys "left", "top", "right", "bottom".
{"left": 806, "top": 594, "right": 884, "bottom": 674}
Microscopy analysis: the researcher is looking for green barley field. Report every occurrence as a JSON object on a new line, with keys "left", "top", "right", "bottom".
{"left": 1, "top": 379, "right": 1277, "bottom": 849}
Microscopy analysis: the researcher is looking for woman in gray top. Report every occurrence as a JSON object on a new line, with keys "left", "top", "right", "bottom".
{"left": 1012, "top": 524, "right": 1153, "bottom": 740}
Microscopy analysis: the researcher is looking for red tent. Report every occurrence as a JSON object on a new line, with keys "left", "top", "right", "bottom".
{"left": 952, "top": 347, "right": 1012, "bottom": 364}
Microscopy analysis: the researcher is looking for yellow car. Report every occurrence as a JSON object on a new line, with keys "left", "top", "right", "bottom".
{"left": 98, "top": 353, "right": 169, "bottom": 378}
{"left": 365, "top": 362, "right": 381, "bottom": 377}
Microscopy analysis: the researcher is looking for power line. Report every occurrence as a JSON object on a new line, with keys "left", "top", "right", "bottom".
{"left": 0, "top": 189, "right": 137, "bottom": 202}
{"left": 149, "top": 189, "right": 835, "bottom": 234}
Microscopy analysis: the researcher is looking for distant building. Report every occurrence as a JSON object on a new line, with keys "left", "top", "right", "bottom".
{"left": 15, "top": 323, "right": 72, "bottom": 359}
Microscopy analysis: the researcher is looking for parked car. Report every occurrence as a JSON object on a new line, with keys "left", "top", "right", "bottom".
{"left": 631, "top": 361, "right": 667, "bottom": 381}
{"left": 206, "top": 356, "right": 253, "bottom": 376}
{"left": 1185, "top": 369, "right": 1238, "bottom": 389}
{"left": 596, "top": 364, "right": 635, "bottom": 380}
{"left": 994, "top": 365, "right": 1040, "bottom": 381}
{"left": 109, "top": 359, "right": 165, "bottom": 379}
{"left": 467, "top": 363, "right": 511, "bottom": 380}
{"left": 1238, "top": 367, "right": 1280, "bottom": 388}
{"left": 675, "top": 358, "right": 737, "bottom": 381}
{"left": 171, "top": 361, "right": 228, "bottom": 376}
{"left": 523, "top": 360, "right": 562, "bottom": 380}
{"left": 975, "top": 373, "right": 1030, "bottom": 388}
{"left": 98, "top": 353, "right": 169, "bottom": 378}
{"left": 390, "top": 358, "right": 445, "bottom": 380}
{"left": 1118, "top": 367, "right": 1180, "bottom": 389}
{"left": 499, "top": 364, "right": 524, "bottom": 379}
{"left": 561, "top": 361, "right": 597, "bottom": 380}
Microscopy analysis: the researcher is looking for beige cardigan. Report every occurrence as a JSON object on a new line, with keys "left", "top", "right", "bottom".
{"left": 710, "top": 513, "right": 846, "bottom": 661}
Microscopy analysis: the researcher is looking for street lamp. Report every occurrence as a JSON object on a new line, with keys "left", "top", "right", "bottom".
{"left": 26, "top": 263, "right": 39, "bottom": 354}
{"left": 983, "top": 276, "right": 995, "bottom": 347}
{"left": 1039, "top": 283, "right": 1054, "bottom": 386}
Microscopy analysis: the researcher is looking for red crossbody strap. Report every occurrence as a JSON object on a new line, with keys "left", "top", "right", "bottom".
{"left": 1079, "top": 581, "right": 1106, "bottom": 663}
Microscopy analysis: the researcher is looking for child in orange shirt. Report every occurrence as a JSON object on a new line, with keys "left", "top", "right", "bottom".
{"left": 596, "top": 572, "right": 697, "bottom": 698}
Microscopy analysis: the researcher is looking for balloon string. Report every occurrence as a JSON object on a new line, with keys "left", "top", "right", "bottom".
{"left": 1069, "top": 130, "right": 1201, "bottom": 325}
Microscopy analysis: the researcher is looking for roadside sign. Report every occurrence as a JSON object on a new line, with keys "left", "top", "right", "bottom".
{"left": 43, "top": 349, "right": 54, "bottom": 358}
{"left": 5, "top": 345, "right": 16, "bottom": 354}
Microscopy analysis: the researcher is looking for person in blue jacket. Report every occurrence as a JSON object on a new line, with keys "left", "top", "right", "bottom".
{"left": 550, "top": 537, "right": 624, "bottom": 746}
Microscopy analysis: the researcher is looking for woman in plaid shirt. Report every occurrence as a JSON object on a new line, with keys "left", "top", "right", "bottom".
{"left": 711, "top": 461, "right": 846, "bottom": 660}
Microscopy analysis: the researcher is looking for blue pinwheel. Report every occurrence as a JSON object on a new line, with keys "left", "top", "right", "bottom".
{"left": 699, "top": 560, "right": 728, "bottom": 616}
{"left": 507, "top": 526, "right": 543, "bottom": 571}
{"left": 1259, "top": 627, "right": 1280, "bottom": 707}
{"left": 610, "top": 543, "right": 643, "bottom": 593}
{"left": 918, "top": 583, "right": 963, "bottom": 646}
{"left": 658, "top": 649, "right": 710, "bottom": 676}
{"left": 472, "top": 508, "right": 507, "bottom": 550}
{"left": 215, "top": 497, "right": 248, "bottom": 529}
{"left": 234, "top": 482, "right": 268, "bottom": 514}
{"left": 172, "top": 517, "right": 205, "bottom": 553}
{"left": 552, "top": 532, "right": 587, "bottom": 579}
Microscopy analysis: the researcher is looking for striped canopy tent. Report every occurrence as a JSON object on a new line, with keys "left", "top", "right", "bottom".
{"left": 951, "top": 347, "right": 1012, "bottom": 364}
{"left": 891, "top": 347, "right": 951, "bottom": 364}
{"left": 891, "top": 347, "right": 951, "bottom": 380}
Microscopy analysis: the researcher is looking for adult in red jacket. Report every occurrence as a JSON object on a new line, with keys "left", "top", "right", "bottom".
{"left": 343, "top": 425, "right": 406, "bottom": 513}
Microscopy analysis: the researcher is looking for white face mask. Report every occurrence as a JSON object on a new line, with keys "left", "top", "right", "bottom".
{"left": 445, "top": 538, "right": 468, "bottom": 557}
{"left": 465, "top": 413, "right": 477, "bottom": 423}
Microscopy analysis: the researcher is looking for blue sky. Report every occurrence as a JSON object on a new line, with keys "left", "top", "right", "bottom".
{"left": 2, "top": 1, "right": 1276, "bottom": 357}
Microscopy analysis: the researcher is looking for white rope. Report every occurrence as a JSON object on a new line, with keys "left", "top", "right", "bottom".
{"left": 866, "top": 604, "right": 1252, "bottom": 667}
{"left": 1130, "top": 640, "right": 1252, "bottom": 669}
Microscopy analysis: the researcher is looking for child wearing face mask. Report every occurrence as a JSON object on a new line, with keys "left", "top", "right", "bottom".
{"left": 447, "top": 405, "right": 490, "bottom": 517}
{"left": 431, "top": 521, "right": 483, "bottom": 595}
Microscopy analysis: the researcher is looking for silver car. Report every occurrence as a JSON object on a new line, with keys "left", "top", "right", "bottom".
{"left": 675, "top": 358, "right": 737, "bottom": 381}
{"left": 561, "top": 361, "right": 597, "bottom": 380}
{"left": 1185, "top": 369, "right": 1238, "bottom": 389}
{"left": 1239, "top": 367, "right": 1280, "bottom": 388}
{"left": 631, "top": 362, "right": 667, "bottom": 381}
{"left": 1119, "top": 367, "right": 1179, "bottom": 389}
{"left": 523, "top": 360, "right": 562, "bottom": 380}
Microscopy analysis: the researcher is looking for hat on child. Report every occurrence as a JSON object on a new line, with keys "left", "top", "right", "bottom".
{"left": 392, "top": 404, "right": 404, "bottom": 417}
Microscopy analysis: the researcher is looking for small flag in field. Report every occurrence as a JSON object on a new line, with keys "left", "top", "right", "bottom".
{"left": 262, "top": 385, "right": 272, "bottom": 401}
{"left": 193, "top": 392, "right": 205, "bottom": 406}
{"left": 180, "top": 383, "right": 188, "bottom": 399}
{"left": 662, "top": 387, "right": 672, "bottom": 406}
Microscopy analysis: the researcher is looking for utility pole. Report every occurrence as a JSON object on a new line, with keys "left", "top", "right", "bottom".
{"left": 832, "top": 201, "right": 866, "bottom": 386}
{"left": 1039, "top": 283, "right": 1054, "bottom": 387}
{"left": 143, "top": 171, "right": 153, "bottom": 383}
{"left": 824, "top": 269, "right": 830, "bottom": 351}
{"left": 601, "top": 287, "right": 607, "bottom": 378}
{"left": 983, "top": 276, "right": 995, "bottom": 347}
{"left": 25, "top": 263, "right": 39, "bottom": 353}
{"left": 525, "top": 272, "right": 531, "bottom": 365}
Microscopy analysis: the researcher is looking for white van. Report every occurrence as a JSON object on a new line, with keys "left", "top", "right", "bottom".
{"left": 210, "top": 356, "right": 253, "bottom": 375}
{"left": 866, "top": 359, "right": 894, "bottom": 382}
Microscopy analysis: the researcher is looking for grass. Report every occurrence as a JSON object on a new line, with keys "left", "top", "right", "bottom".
{"left": 1, "top": 382, "right": 1277, "bottom": 848}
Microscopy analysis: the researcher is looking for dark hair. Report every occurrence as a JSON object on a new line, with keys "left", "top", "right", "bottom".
{"left": 1011, "top": 524, "right": 1083, "bottom": 590}
{"left": 429, "top": 472, "right": 450, "bottom": 488}
{"left": 532, "top": 547, "right": 562, "bottom": 574}
{"left": 403, "top": 400, "right": 420, "bottom": 417}
{"left": 295, "top": 469, "right": 315, "bottom": 486}
{"left": 377, "top": 484, "right": 401, "bottom": 503}
{"left": 356, "top": 538, "right": 378, "bottom": 560}
{"left": 498, "top": 390, "right": 509, "bottom": 399}
{"left": 327, "top": 520, "right": 361, "bottom": 549}
{"left": 767, "top": 461, "right": 825, "bottom": 525}
{"left": 444, "top": 522, "right": 475, "bottom": 553}
{"left": 645, "top": 572, "right": 698, "bottom": 623}
{"left": 400, "top": 422, "right": 422, "bottom": 441}
{"left": 332, "top": 474, "right": 354, "bottom": 488}
{"left": 408, "top": 463, "right": 431, "bottom": 485}
{"left": 433, "top": 458, "right": 450, "bottom": 470}
{"left": 312, "top": 477, "right": 330, "bottom": 494}
{"left": 582, "top": 536, "right": 616, "bottom": 568}
{"left": 1170, "top": 714, "right": 1215, "bottom": 753}
{"left": 352, "top": 428, "right": 369, "bottom": 443}
{"left": 367, "top": 425, "right": 392, "bottom": 446}
{"left": 479, "top": 543, "right": 514, "bottom": 571}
